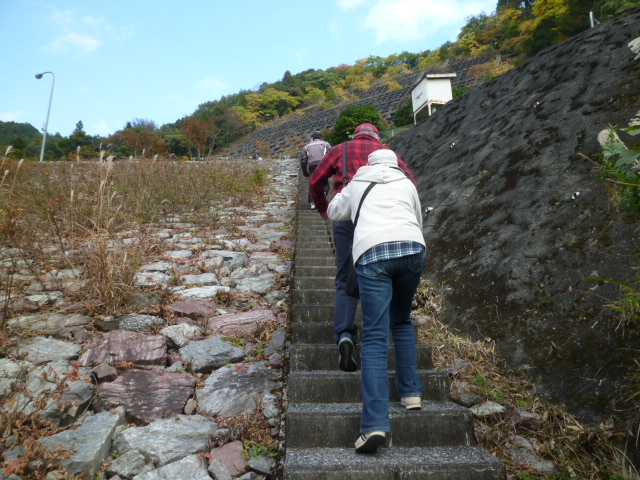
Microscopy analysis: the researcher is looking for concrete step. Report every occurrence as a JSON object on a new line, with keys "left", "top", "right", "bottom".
{"left": 296, "top": 223, "right": 329, "bottom": 230}
{"left": 291, "top": 321, "right": 419, "bottom": 344}
{"left": 290, "top": 321, "right": 361, "bottom": 343}
{"left": 285, "top": 401, "right": 475, "bottom": 449}
{"left": 294, "top": 257, "right": 336, "bottom": 267}
{"left": 295, "top": 239, "right": 332, "bottom": 247}
{"left": 295, "top": 240, "right": 333, "bottom": 249}
{"left": 297, "top": 235, "right": 332, "bottom": 241}
{"left": 294, "top": 276, "right": 335, "bottom": 290}
{"left": 284, "top": 446, "right": 506, "bottom": 480}
{"left": 297, "top": 231, "right": 328, "bottom": 237}
{"left": 291, "top": 305, "right": 336, "bottom": 323}
{"left": 295, "top": 236, "right": 330, "bottom": 246}
{"left": 288, "top": 344, "right": 433, "bottom": 371}
{"left": 297, "top": 209, "right": 326, "bottom": 216}
{"left": 297, "top": 211, "right": 327, "bottom": 218}
{"left": 287, "top": 370, "right": 450, "bottom": 403}
{"left": 296, "top": 248, "right": 333, "bottom": 256}
{"left": 293, "top": 289, "right": 336, "bottom": 304}
{"left": 296, "top": 224, "right": 331, "bottom": 230}
{"left": 293, "top": 266, "right": 335, "bottom": 278}
{"left": 296, "top": 247, "right": 334, "bottom": 257}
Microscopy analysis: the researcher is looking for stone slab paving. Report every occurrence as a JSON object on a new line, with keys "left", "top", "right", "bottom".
{"left": 96, "top": 369, "right": 198, "bottom": 424}
{"left": 1, "top": 158, "right": 298, "bottom": 479}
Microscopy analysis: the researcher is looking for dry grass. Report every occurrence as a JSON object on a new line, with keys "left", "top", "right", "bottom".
{"left": 0, "top": 365, "right": 83, "bottom": 479}
{"left": 413, "top": 280, "right": 640, "bottom": 480}
{"left": 215, "top": 406, "right": 279, "bottom": 459}
{"left": 0, "top": 157, "right": 269, "bottom": 326}
{"left": 1, "top": 427, "right": 82, "bottom": 480}
{"left": 0, "top": 156, "right": 274, "bottom": 478}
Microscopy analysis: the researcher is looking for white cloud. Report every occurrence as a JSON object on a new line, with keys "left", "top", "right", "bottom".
{"left": 90, "top": 120, "right": 110, "bottom": 137}
{"left": 293, "top": 43, "right": 309, "bottom": 64}
{"left": 52, "top": 9, "right": 106, "bottom": 29}
{"left": 195, "top": 77, "right": 226, "bottom": 95}
{"left": 338, "top": 0, "right": 367, "bottom": 9}
{"left": 343, "top": 0, "right": 495, "bottom": 44}
{"left": 0, "top": 111, "right": 24, "bottom": 122}
{"left": 45, "top": 9, "right": 123, "bottom": 54}
{"left": 51, "top": 9, "right": 75, "bottom": 26}
{"left": 48, "top": 32, "right": 102, "bottom": 53}
{"left": 79, "top": 15, "right": 108, "bottom": 28}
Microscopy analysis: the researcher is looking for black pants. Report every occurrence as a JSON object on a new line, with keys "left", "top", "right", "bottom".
{"left": 308, "top": 163, "right": 328, "bottom": 204}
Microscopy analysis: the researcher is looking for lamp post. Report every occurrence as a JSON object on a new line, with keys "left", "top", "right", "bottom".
{"left": 35, "top": 71, "right": 55, "bottom": 163}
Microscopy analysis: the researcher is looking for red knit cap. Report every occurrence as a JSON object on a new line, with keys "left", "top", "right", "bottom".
{"left": 353, "top": 123, "right": 379, "bottom": 138}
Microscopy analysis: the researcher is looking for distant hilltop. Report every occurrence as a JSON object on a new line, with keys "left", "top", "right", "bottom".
{"left": 225, "top": 56, "right": 495, "bottom": 158}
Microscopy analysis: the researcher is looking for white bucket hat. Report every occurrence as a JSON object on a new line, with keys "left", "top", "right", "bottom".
{"left": 367, "top": 149, "right": 398, "bottom": 166}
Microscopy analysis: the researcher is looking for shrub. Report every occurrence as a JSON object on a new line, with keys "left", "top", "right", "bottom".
{"left": 392, "top": 100, "right": 414, "bottom": 128}
{"left": 597, "top": 113, "right": 640, "bottom": 214}
{"left": 329, "top": 104, "right": 385, "bottom": 145}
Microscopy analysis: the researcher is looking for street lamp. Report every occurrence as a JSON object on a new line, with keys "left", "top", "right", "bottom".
{"left": 35, "top": 71, "right": 56, "bottom": 163}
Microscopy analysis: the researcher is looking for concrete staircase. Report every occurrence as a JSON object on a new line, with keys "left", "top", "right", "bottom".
{"left": 283, "top": 177, "right": 506, "bottom": 479}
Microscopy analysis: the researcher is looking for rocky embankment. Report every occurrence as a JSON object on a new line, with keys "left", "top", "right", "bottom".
{"left": 1, "top": 159, "right": 298, "bottom": 479}
{"left": 392, "top": 6, "right": 640, "bottom": 423}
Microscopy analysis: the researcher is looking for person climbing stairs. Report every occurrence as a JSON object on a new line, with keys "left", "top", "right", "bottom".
{"left": 283, "top": 176, "right": 506, "bottom": 479}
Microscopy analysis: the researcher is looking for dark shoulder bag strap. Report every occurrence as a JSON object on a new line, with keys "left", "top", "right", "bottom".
{"left": 342, "top": 142, "right": 349, "bottom": 186}
{"left": 353, "top": 182, "right": 376, "bottom": 227}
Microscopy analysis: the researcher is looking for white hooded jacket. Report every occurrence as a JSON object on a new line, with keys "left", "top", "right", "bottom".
{"left": 326, "top": 150, "right": 425, "bottom": 264}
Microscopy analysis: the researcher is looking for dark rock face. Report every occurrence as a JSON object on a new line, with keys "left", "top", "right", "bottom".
{"left": 392, "top": 7, "right": 640, "bottom": 422}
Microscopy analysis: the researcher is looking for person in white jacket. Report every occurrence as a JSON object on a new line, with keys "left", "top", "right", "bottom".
{"left": 327, "top": 149, "right": 426, "bottom": 454}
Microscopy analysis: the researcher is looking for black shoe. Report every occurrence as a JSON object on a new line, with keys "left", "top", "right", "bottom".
{"left": 338, "top": 336, "right": 358, "bottom": 372}
{"left": 355, "top": 431, "right": 387, "bottom": 453}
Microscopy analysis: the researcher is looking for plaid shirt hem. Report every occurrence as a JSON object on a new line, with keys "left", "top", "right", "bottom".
{"left": 357, "top": 241, "right": 424, "bottom": 265}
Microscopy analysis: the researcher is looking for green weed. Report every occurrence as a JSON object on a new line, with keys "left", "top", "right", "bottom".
{"left": 242, "top": 440, "right": 277, "bottom": 460}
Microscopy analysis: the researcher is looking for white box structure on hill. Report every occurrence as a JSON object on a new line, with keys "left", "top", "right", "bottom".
{"left": 412, "top": 74, "right": 457, "bottom": 123}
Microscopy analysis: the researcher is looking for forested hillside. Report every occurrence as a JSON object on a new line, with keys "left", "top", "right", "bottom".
{"left": 2, "top": 0, "right": 638, "bottom": 161}
{"left": 0, "top": 122, "right": 43, "bottom": 158}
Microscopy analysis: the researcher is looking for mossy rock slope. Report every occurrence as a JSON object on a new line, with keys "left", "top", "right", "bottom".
{"left": 392, "top": 6, "right": 640, "bottom": 422}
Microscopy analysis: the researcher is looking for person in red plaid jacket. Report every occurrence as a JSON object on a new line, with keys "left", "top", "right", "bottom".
{"left": 309, "top": 123, "right": 416, "bottom": 372}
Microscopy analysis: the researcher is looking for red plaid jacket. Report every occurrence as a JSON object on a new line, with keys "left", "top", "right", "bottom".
{"left": 309, "top": 134, "right": 416, "bottom": 214}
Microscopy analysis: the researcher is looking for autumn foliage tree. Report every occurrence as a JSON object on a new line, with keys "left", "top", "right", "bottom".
{"left": 109, "top": 119, "right": 165, "bottom": 158}
{"left": 245, "top": 88, "right": 301, "bottom": 123}
{"left": 183, "top": 116, "right": 215, "bottom": 159}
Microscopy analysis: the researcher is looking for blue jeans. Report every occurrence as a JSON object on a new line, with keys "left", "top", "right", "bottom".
{"left": 355, "top": 250, "right": 426, "bottom": 433}
{"left": 333, "top": 220, "right": 359, "bottom": 344}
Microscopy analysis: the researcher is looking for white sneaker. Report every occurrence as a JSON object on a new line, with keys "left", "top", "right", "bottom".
{"left": 401, "top": 396, "right": 422, "bottom": 410}
{"left": 309, "top": 202, "right": 316, "bottom": 210}
{"left": 355, "top": 431, "right": 386, "bottom": 453}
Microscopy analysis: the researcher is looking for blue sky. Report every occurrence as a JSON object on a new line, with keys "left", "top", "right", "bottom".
{"left": 0, "top": 0, "right": 496, "bottom": 138}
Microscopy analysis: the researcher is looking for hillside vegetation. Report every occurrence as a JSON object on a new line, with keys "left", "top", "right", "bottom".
{"left": 2, "top": 0, "right": 638, "bottom": 161}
